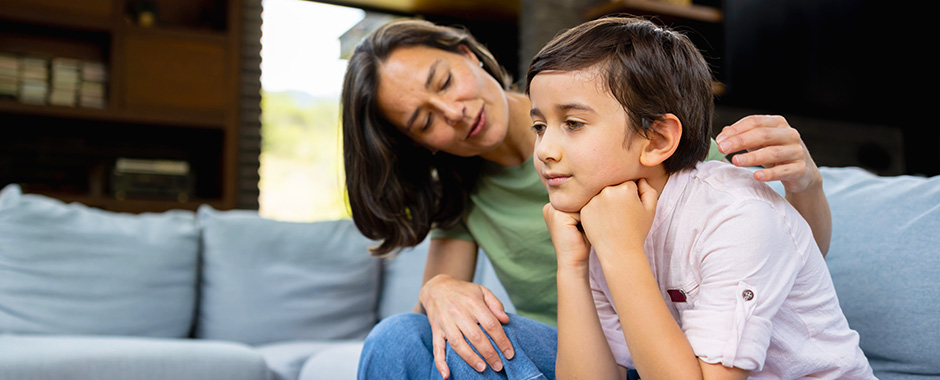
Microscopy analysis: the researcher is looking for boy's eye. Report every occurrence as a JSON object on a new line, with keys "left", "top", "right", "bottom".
{"left": 530, "top": 123, "right": 546, "bottom": 134}
{"left": 565, "top": 120, "right": 584, "bottom": 130}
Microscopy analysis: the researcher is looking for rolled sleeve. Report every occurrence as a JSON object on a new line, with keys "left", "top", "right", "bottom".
{"left": 681, "top": 200, "right": 804, "bottom": 370}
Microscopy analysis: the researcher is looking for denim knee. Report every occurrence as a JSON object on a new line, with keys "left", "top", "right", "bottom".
{"left": 364, "top": 312, "right": 432, "bottom": 351}
{"left": 359, "top": 313, "right": 436, "bottom": 380}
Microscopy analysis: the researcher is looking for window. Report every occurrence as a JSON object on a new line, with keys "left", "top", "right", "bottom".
{"left": 258, "top": 0, "right": 365, "bottom": 221}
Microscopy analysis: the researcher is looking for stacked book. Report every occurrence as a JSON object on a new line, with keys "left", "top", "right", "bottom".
{"left": 49, "top": 57, "right": 80, "bottom": 107}
{"left": 111, "top": 158, "right": 194, "bottom": 202}
{"left": 0, "top": 54, "right": 19, "bottom": 98}
{"left": 79, "top": 61, "right": 107, "bottom": 108}
{"left": 19, "top": 57, "right": 49, "bottom": 105}
{"left": 0, "top": 52, "right": 108, "bottom": 108}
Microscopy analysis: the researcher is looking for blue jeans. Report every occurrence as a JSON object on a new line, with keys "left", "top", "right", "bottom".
{"left": 357, "top": 313, "right": 558, "bottom": 380}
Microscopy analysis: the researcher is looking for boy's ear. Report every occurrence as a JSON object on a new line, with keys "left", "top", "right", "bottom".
{"left": 640, "top": 113, "right": 682, "bottom": 167}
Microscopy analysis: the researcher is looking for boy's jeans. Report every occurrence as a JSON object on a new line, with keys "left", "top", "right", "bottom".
{"left": 357, "top": 313, "right": 557, "bottom": 380}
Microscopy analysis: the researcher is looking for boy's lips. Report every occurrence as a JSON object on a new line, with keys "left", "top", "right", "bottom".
{"left": 543, "top": 173, "right": 570, "bottom": 186}
{"left": 467, "top": 107, "right": 485, "bottom": 139}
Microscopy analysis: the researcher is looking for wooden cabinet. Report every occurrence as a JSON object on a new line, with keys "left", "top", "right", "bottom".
{"left": 0, "top": 0, "right": 242, "bottom": 212}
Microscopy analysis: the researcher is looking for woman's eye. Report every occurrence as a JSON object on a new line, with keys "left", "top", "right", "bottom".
{"left": 441, "top": 74, "right": 452, "bottom": 90}
{"left": 423, "top": 114, "right": 433, "bottom": 131}
{"left": 530, "top": 124, "right": 546, "bottom": 134}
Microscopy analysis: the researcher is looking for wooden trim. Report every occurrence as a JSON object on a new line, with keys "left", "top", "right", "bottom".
{"left": 585, "top": 0, "right": 722, "bottom": 23}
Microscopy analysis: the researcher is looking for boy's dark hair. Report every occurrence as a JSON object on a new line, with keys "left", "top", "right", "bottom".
{"left": 342, "top": 19, "right": 511, "bottom": 257}
{"left": 526, "top": 16, "right": 713, "bottom": 173}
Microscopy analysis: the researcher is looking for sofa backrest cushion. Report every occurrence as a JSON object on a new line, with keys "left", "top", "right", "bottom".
{"left": 768, "top": 167, "right": 940, "bottom": 380}
{"left": 0, "top": 184, "right": 199, "bottom": 338}
{"left": 196, "top": 206, "right": 382, "bottom": 345}
{"left": 378, "top": 240, "right": 516, "bottom": 321}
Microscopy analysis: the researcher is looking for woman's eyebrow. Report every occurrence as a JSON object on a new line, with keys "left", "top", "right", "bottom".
{"left": 406, "top": 59, "right": 444, "bottom": 130}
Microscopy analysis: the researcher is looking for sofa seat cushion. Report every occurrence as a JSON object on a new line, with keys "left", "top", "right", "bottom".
{"left": 196, "top": 206, "right": 382, "bottom": 346}
{"left": 0, "top": 334, "right": 268, "bottom": 380}
{"left": 257, "top": 340, "right": 362, "bottom": 380}
{"left": 0, "top": 185, "right": 199, "bottom": 338}
{"left": 296, "top": 341, "right": 365, "bottom": 380}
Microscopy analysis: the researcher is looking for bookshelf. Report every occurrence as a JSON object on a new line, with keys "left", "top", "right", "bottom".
{"left": 0, "top": 0, "right": 243, "bottom": 213}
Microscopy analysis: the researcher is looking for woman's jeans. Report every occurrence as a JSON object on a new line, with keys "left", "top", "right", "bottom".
{"left": 357, "top": 313, "right": 558, "bottom": 380}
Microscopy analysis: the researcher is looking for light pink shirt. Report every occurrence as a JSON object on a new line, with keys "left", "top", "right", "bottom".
{"left": 590, "top": 161, "right": 875, "bottom": 379}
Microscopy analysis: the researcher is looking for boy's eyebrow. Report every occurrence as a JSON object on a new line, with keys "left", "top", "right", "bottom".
{"left": 406, "top": 59, "right": 443, "bottom": 130}
{"left": 556, "top": 103, "right": 595, "bottom": 113}
{"left": 530, "top": 103, "right": 596, "bottom": 118}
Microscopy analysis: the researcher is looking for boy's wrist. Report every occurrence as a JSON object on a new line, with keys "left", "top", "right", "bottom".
{"left": 556, "top": 258, "right": 590, "bottom": 275}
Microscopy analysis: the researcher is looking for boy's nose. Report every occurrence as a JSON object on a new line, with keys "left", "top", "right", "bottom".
{"left": 535, "top": 128, "right": 561, "bottom": 163}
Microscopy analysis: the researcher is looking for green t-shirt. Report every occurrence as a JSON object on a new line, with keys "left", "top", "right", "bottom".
{"left": 430, "top": 140, "right": 726, "bottom": 326}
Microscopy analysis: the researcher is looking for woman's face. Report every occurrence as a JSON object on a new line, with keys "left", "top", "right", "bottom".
{"left": 376, "top": 45, "right": 510, "bottom": 157}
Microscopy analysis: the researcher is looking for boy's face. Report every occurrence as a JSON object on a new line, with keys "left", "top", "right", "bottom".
{"left": 529, "top": 68, "right": 649, "bottom": 213}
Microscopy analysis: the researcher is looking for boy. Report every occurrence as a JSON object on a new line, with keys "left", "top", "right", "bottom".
{"left": 527, "top": 16, "right": 874, "bottom": 379}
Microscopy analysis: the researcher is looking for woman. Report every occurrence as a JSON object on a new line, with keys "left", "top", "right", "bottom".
{"left": 343, "top": 19, "right": 831, "bottom": 379}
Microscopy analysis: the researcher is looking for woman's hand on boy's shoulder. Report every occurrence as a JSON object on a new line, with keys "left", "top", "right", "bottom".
{"left": 580, "top": 179, "right": 657, "bottom": 257}
{"left": 715, "top": 115, "right": 823, "bottom": 193}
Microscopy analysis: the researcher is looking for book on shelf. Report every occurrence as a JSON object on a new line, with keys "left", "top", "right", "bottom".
{"left": 0, "top": 52, "right": 107, "bottom": 108}
{"left": 111, "top": 158, "right": 194, "bottom": 202}
{"left": 49, "top": 57, "right": 81, "bottom": 107}
{"left": 0, "top": 54, "right": 19, "bottom": 98}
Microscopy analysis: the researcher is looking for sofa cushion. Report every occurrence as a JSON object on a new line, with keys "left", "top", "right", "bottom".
{"left": 378, "top": 240, "right": 516, "bottom": 321}
{"left": 767, "top": 167, "right": 940, "bottom": 379}
{"left": 196, "top": 206, "right": 382, "bottom": 346}
{"left": 820, "top": 167, "right": 940, "bottom": 380}
{"left": 0, "top": 184, "right": 199, "bottom": 338}
{"left": 256, "top": 340, "right": 359, "bottom": 380}
{"left": 0, "top": 335, "right": 268, "bottom": 380}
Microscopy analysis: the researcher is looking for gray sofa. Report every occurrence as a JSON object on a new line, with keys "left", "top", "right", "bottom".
{"left": 0, "top": 165, "right": 938, "bottom": 380}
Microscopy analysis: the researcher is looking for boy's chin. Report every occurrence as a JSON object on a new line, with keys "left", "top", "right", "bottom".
{"left": 548, "top": 199, "right": 585, "bottom": 214}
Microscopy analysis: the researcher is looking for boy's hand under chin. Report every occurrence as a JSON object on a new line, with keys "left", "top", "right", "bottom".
{"left": 580, "top": 179, "right": 658, "bottom": 257}
{"left": 542, "top": 203, "right": 591, "bottom": 268}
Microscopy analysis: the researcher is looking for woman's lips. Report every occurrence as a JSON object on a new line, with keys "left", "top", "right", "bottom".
{"left": 467, "top": 107, "right": 486, "bottom": 139}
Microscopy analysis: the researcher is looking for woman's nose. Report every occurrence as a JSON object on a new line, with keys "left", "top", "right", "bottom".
{"left": 429, "top": 96, "right": 464, "bottom": 125}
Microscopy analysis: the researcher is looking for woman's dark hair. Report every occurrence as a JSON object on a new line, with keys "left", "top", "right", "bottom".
{"left": 526, "top": 16, "right": 713, "bottom": 173}
{"left": 342, "top": 19, "right": 512, "bottom": 257}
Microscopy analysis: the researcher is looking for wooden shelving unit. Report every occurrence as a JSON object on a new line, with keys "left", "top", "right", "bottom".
{"left": 585, "top": 0, "right": 722, "bottom": 24}
{"left": 0, "top": 0, "right": 242, "bottom": 213}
